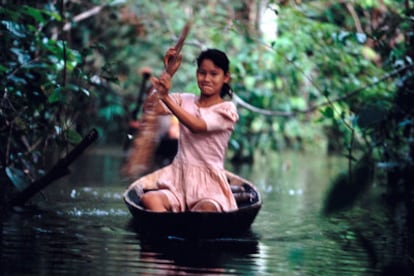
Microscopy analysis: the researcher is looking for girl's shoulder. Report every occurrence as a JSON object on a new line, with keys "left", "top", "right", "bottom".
{"left": 167, "top": 92, "right": 189, "bottom": 104}
{"left": 170, "top": 92, "right": 195, "bottom": 98}
{"left": 208, "top": 100, "right": 239, "bottom": 123}
{"left": 171, "top": 92, "right": 197, "bottom": 105}
{"left": 211, "top": 99, "right": 237, "bottom": 111}
{"left": 180, "top": 92, "right": 197, "bottom": 100}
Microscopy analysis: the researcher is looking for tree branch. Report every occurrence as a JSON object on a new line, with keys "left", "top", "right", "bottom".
{"left": 10, "top": 129, "right": 98, "bottom": 206}
{"left": 346, "top": 2, "right": 364, "bottom": 34}
{"left": 236, "top": 63, "right": 414, "bottom": 117}
{"left": 63, "top": 5, "right": 106, "bottom": 31}
{"left": 233, "top": 94, "right": 293, "bottom": 117}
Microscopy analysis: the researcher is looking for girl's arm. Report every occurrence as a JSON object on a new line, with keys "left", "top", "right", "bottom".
{"left": 142, "top": 91, "right": 170, "bottom": 115}
{"left": 153, "top": 73, "right": 207, "bottom": 133}
{"left": 142, "top": 48, "right": 183, "bottom": 115}
{"left": 161, "top": 94, "right": 207, "bottom": 133}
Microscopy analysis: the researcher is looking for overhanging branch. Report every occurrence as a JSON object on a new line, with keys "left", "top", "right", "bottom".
{"left": 63, "top": 5, "right": 106, "bottom": 31}
{"left": 235, "top": 63, "right": 414, "bottom": 117}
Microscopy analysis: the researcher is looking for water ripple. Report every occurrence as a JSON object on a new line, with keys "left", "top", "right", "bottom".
{"left": 1, "top": 151, "right": 386, "bottom": 275}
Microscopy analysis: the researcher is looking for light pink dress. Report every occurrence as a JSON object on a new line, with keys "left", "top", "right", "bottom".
{"left": 129, "top": 93, "right": 239, "bottom": 212}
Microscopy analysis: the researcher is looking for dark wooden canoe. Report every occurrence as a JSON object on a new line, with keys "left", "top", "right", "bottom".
{"left": 123, "top": 170, "right": 262, "bottom": 239}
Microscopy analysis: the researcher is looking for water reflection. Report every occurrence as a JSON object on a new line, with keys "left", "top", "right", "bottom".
{"left": 1, "top": 147, "right": 383, "bottom": 275}
{"left": 136, "top": 233, "right": 261, "bottom": 275}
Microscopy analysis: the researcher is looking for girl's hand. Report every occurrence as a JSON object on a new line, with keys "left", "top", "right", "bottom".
{"left": 164, "top": 48, "right": 182, "bottom": 76}
{"left": 150, "top": 72, "right": 172, "bottom": 99}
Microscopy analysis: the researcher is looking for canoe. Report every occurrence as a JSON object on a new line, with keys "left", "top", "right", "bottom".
{"left": 123, "top": 170, "right": 262, "bottom": 239}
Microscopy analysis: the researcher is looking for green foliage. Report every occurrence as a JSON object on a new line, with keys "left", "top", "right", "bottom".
{"left": 0, "top": 3, "right": 115, "bottom": 190}
{"left": 16, "top": 0, "right": 387, "bottom": 161}
{"left": 317, "top": 0, "right": 414, "bottom": 222}
{"left": 2, "top": 1, "right": 413, "bottom": 206}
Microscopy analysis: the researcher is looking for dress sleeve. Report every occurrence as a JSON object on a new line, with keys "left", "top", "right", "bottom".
{"left": 159, "top": 93, "right": 182, "bottom": 114}
{"left": 203, "top": 102, "right": 239, "bottom": 131}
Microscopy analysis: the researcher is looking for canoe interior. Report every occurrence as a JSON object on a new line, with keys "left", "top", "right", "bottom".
{"left": 124, "top": 171, "right": 262, "bottom": 239}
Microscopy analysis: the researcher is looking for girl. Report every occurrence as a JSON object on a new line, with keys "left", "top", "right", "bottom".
{"left": 128, "top": 47, "right": 238, "bottom": 212}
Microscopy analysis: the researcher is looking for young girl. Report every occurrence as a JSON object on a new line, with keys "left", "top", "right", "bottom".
{"left": 128, "top": 47, "right": 238, "bottom": 212}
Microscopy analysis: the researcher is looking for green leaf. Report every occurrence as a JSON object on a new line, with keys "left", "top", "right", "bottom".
{"left": 80, "top": 88, "right": 90, "bottom": 97}
{"left": 20, "top": 5, "right": 46, "bottom": 23}
{"left": 109, "top": 0, "right": 128, "bottom": 6}
{"left": 320, "top": 106, "right": 334, "bottom": 119}
{"left": 65, "top": 129, "right": 82, "bottom": 144}
{"left": 5, "top": 167, "right": 30, "bottom": 191}
{"left": 0, "top": 64, "right": 7, "bottom": 74}
{"left": 9, "top": 75, "right": 27, "bottom": 85}
{"left": 48, "top": 87, "right": 65, "bottom": 103}
{"left": 1, "top": 20, "right": 26, "bottom": 37}
{"left": 10, "top": 48, "right": 31, "bottom": 64}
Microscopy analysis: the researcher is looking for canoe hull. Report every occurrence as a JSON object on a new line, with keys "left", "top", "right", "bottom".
{"left": 126, "top": 196, "right": 261, "bottom": 239}
{"left": 124, "top": 171, "right": 262, "bottom": 239}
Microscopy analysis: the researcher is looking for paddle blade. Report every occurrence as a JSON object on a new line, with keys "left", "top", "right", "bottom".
{"left": 174, "top": 21, "right": 191, "bottom": 53}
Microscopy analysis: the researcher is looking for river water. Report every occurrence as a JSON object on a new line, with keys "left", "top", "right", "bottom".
{"left": 1, "top": 147, "right": 386, "bottom": 275}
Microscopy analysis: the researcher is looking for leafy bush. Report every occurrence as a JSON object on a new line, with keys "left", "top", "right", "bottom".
{"left": 1, "top": 4, "right": 95, "bottom": 189}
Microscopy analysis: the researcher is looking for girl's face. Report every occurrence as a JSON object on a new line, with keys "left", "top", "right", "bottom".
{"left": 196, "top": 59, "right": 230, "bottom": 97}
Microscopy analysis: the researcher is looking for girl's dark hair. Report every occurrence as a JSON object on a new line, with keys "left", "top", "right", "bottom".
{"left": 196, "top": 49, "right": 233, "bottom": 99}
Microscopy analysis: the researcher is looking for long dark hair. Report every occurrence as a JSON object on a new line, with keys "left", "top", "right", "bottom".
{"left": 196, "top": 49, "right": 233, "bottom": 99}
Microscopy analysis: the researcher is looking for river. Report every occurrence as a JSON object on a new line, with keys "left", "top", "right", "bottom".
{"left": 1, "top": 147, "right": 387, "bottom": 275}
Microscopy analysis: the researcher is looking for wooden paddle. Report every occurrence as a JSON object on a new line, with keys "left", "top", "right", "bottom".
{"left": 122, "top": 22, "right": 191, "bottom": 178}
{"left": 165, "top": 22, "right": 191, "bottom": 75}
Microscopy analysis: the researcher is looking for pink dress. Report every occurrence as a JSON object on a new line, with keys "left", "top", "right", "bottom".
{"left": 129, "top": 93, "right": 239, "bottom": 212}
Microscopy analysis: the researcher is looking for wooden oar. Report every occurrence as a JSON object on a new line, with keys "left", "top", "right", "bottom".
{"left": 122, "top": 22, "right": 191, "bottom": 178}
{"left": 165, "top": 22, "right": 191, "bottom": 74}
{"left": 123, "top": 68, "right": 152, "bottom": 151}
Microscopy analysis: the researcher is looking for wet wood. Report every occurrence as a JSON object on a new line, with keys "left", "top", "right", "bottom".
{"left": 10, "top": 129, "right": 98, "bottom": 206}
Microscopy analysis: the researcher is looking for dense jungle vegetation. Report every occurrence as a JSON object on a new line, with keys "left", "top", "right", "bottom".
{"left": 1, "top": 0, "right": 413, "bottom": 272}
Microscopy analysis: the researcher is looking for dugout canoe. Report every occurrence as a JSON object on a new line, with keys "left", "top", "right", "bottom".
{"left": 123, "top": 171, "right": 262, "bottom": 239}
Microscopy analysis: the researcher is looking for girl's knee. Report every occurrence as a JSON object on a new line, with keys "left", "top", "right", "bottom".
{"left": 140, "top": 192, "right": 153, "bottom": 206}
{"left": 191, "top": 199, "right": 221, "bottom": 212}
{"left": 140, "top": 191, "right": 170, "bottom": 212}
